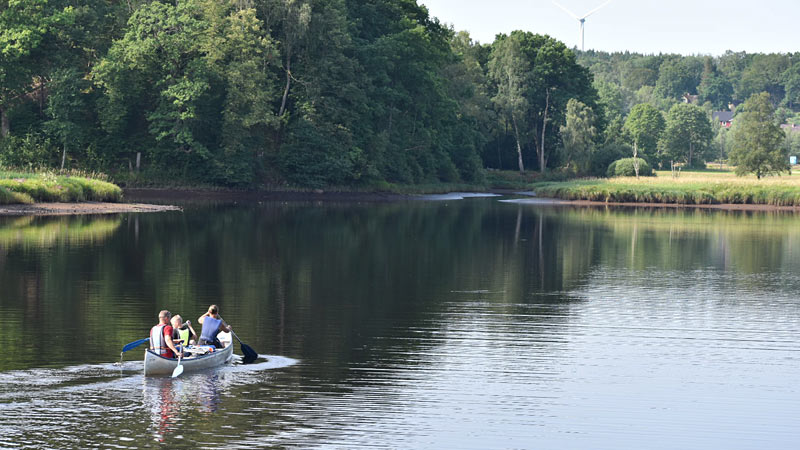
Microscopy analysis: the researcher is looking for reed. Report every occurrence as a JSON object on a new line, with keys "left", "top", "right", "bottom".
{"left": 532, "top": 171, "right": 800, "bottom": 207}
{"left": 0, "top": 169, "right": 122, "bottom": 205}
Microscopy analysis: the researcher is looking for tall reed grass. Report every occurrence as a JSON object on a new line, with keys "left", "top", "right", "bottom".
{"left": 533, "top": 173, "right": 800, "bottom": 207}
{"left": 0, "top": 167, "right": 122, "bottom": 205}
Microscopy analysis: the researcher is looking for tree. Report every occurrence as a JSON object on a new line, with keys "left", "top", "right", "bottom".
{"left": 654, "top": 58, "right": 695, "bottom": 100}
{"left": 0, "top": 0, "right": 76, "bottom": 138}
{"left": 729, "top": 92, "right": 788, "bottom": 179}
{"left": 697, "top": 57, "right": 733, "bottom": 110}
{"left": 44, "top": 68, "right": 87, "bottom": 169}
{"left": 559, "top": 98, "right": 596, "bottom": 174}
{"left": 659, "top": 103, "right": 713, "bottom": 168}
{"left": 737, "top": 54, "right": 789, "bottom": 106}
{"left": 782, "top": 62, "right": 800, "bottom": 109}
{"left": 623, "top": 103, "right": 664, "bottom": 177}
{"left": 94, "top": 0, "right": 281, "bottom": 184}
{"left": 488, "top": 33, "right": 529, "bottom": 172}
{"left": 594, "top": 79, "right": 624, "bottom": 121}
{"left": 488, "top": 31, "right": 597, "bottom": 173}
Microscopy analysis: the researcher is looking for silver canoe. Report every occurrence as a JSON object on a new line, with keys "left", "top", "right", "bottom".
{"left": 143, "top": 332, "right": 233, "bottom": 376}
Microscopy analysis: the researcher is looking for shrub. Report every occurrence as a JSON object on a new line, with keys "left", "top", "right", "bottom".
{"left": 608, "top": 158, "right": 654, "bottom": 177}
{"left": 0, "top": 186, "right": 34, "bottom": 204}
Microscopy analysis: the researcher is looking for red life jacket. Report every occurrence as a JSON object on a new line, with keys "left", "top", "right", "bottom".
{"left": 150, "top": 324, "right": 175, "bottom": 358}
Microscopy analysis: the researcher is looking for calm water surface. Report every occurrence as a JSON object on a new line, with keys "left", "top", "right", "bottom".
{"left": 0, "top": 197, "right": 798, "bottom": 449}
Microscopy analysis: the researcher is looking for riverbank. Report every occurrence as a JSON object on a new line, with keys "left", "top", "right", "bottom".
{"left": 0, "top": 170, "right": 122, "bottom": 205}
{"left": 0, "top": 202, "right": 181, "bottom": 216}
{"left": 531, "top": 170, "right": 800, "bottom": 207}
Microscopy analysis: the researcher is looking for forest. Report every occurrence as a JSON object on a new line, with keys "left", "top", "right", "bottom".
{"left": 1, "top": 0, "right": 799, "bottom": 188}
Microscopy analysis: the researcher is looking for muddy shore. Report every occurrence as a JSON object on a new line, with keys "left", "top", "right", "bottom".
{"left": 0, "top": 202, "right": 181, "bottom": 216}
{"left": 4, "top": 188, "right": 800, "bottom": 216}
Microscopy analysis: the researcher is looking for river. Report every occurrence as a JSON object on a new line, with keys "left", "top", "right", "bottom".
{"left": 0, "top": 195, "right": 798, "bottom": 449}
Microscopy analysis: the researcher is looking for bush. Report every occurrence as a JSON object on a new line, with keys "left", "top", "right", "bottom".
{"left": 591, "top": 142, "right": 630, "bottom": 177}
{"left": 608, "top": 158, "right": 654, "bottom": 177}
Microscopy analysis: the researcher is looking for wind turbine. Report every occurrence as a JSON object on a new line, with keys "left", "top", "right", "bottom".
{"left": 552, "top": 1, "right": 612, "bottom": 52}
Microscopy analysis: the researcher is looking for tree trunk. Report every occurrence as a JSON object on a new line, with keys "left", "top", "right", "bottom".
{"left": 61, "top": 144, "right": 67, "bottom": 170}
{"left": 136, "top": 152, "right": 141, "bottom": 172}
{"left": 278, "top": 47, "right": 292, "bottom": 117}
{"left": 539, "top": 89, "right": 551, "bottom": 174}
{"left": 511, "top": 114, "right": 525, "bottom": 173}
{"left": 0, "top": 106, "right": 8, "bottom": 138}
{"left": 633, "top": 140, "right": 640, "bottom": 179}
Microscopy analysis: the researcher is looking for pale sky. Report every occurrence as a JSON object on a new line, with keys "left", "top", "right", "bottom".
{"left": 419, "top": 0, "right": 798, "bottom": 55}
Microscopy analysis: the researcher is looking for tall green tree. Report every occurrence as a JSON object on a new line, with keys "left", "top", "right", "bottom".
{"left": 0, "top": 0, "right": 75, "bottom": 137}
{"left": 489, "top": 31, "right": 597, "bottom": 173}
{"left": 623, "top": 103, "right": 664, "bottom": 176}
{"left": 559, "top": 98, "right": 596, "bottom": 174}
{"left": 94, "top": 0, "right": 280, "bottom": 185}
{"left": 658, "top": 103, "right": 713, "bottom": 167}
{"left": 488, "top": 33, "right": 529, "bottom": 172}
{"left": 44, "top": 68, "right": 87, "bottom": 169}
{"left": 697, "top": 57, "right": 733, "bottom": 110}
{"left": 729, "top": 92, "right": 788, "bottom": 179}
{"left": 654, "top": 58, "right": 695, "bottom": 100}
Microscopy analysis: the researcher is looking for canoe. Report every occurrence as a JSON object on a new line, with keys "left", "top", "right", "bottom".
{"left": 143, "top": 332, "right": 233, "bottom": 376}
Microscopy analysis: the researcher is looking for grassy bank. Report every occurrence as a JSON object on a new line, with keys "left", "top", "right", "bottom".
{"left": 531, "top": 169, "right": 800, "bottom": 207}
{"left": 0, "top": 169, "right": 123, "bottom": 205}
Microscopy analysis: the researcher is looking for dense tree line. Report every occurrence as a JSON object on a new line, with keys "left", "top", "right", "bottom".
{"left": 581, "top": 50, "right": 798, "bottom": 175}
{"left": 1, "top": 1, "right": 796, "bottom": 186}
{"left": 0, "top": 0, "right": 606, "bottom": 187}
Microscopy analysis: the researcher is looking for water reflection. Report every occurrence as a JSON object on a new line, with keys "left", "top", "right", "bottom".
{"left": 143, "top": 374, "right": 224, "bottom": 441}
{"left": 1, "top": 199, "right": 799, "bottom": 448}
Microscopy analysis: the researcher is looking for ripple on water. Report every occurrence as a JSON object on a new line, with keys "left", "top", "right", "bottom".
{"left": 0, "top": 355, "right": 298, "bottom": 449}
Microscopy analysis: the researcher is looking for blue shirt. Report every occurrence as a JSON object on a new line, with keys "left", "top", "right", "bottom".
{"left": 200, "top": 316, "right": 222, "bottom": 342}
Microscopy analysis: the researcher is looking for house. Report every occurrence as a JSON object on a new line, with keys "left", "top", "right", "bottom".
{"left": 712, "top": 111, "right": 734, "bottom": 128}
{"left": 682, "top": 93, "right": 700, "bottom": 104}
{"left": 780, "top": 124, "right": 800, "bottom": 133}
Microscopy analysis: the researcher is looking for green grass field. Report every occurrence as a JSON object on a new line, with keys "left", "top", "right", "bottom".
{"left": 531, "top": 168, "right": 800, "bottom": 206}
{"left": 0, "top": 169, "right": 123, "bottom": 205}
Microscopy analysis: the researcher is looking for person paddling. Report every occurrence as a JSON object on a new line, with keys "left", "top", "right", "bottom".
{"left": 197, "top": 305, "right": 232, "bottom": 348}
{"left": 150, "top": 310, "right": 181, "bottom": 359}
{"left": 171, "top": 314, "right": 198, "bottom": 347}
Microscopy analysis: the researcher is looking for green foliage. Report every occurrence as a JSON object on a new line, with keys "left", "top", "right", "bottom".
{"left": 697, "top": 58, "right": 734, "bottom": 110}
{"left": 654, "top": 58, "right": 697, "bottom": 100}
{"left": 0, "top": 134, "right": 60, "bottom": 167}
{"left": 488, "top": 31, "right": 598, "bottom": 173}
{"left": 7, "top": 1, "right": 800, "bottom": 191}
{"left": 607, "top": 158, "right": 653, "bottom": 177}
{"left": 0, "top": 186, "right": 34, "bottom": 205}
{"left": 559, "top": 99, "right": 596, "bottom": 174}
{"left": 730, "top": 92, "right": 789, "bottom": 178}
{"left": 659, "top": 103, "right": 714, "bottom": 167}
{"left": 532, "top": 177, "right": 800, "bottom": 206}
{"left": 624, "top": 103, "right": 665, "bottom": 161}
{"left": 0, "top": 170, "right": 121, "bottom": 203}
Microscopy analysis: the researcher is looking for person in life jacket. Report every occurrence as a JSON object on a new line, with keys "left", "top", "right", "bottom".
{"left": 150, "top": 310, "right": 181, "bottom": 359}
{"left": 171, "top": 314, "right": 198, "bottom": 347}
{"left": 197, "top": 304, "right": 232, "bottom": 348}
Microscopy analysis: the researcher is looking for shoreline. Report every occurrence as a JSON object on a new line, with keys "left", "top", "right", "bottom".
{"left": 123, "top": 187, "right": 412, "bottom": 203}
{"left": 0, "top": 202, "right": 181, "bottom": 216}
{"left": 4, "top": 189, "right": 800, "bottom": 216}
{"left": 506, "top": 197, "right": 800, "bottom": 212}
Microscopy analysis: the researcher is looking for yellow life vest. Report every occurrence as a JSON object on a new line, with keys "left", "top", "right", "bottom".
{"left": 178, "top": 327, "right": 190, "bottom": 345}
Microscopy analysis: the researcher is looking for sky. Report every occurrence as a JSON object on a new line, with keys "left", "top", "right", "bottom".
{"left": 418, "top": 0, "right": 798, "bottom": 55}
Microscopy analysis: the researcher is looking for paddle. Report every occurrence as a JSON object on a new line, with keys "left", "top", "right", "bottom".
{"left": 122, "top": 337, "right": 149, "bottom": 353}
{"left": 219, "top": 316, "right": 259, "bottom": 364}
{"left": 172, "top": 345, "right": 184, "bottom": 378}
{"left": 118, "top": 337, "right": 149, "bottom": 364}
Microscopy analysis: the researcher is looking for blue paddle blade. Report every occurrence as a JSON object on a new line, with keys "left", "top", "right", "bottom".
{"left": 122, "top": 338, "right": 149, "bottom": 353}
